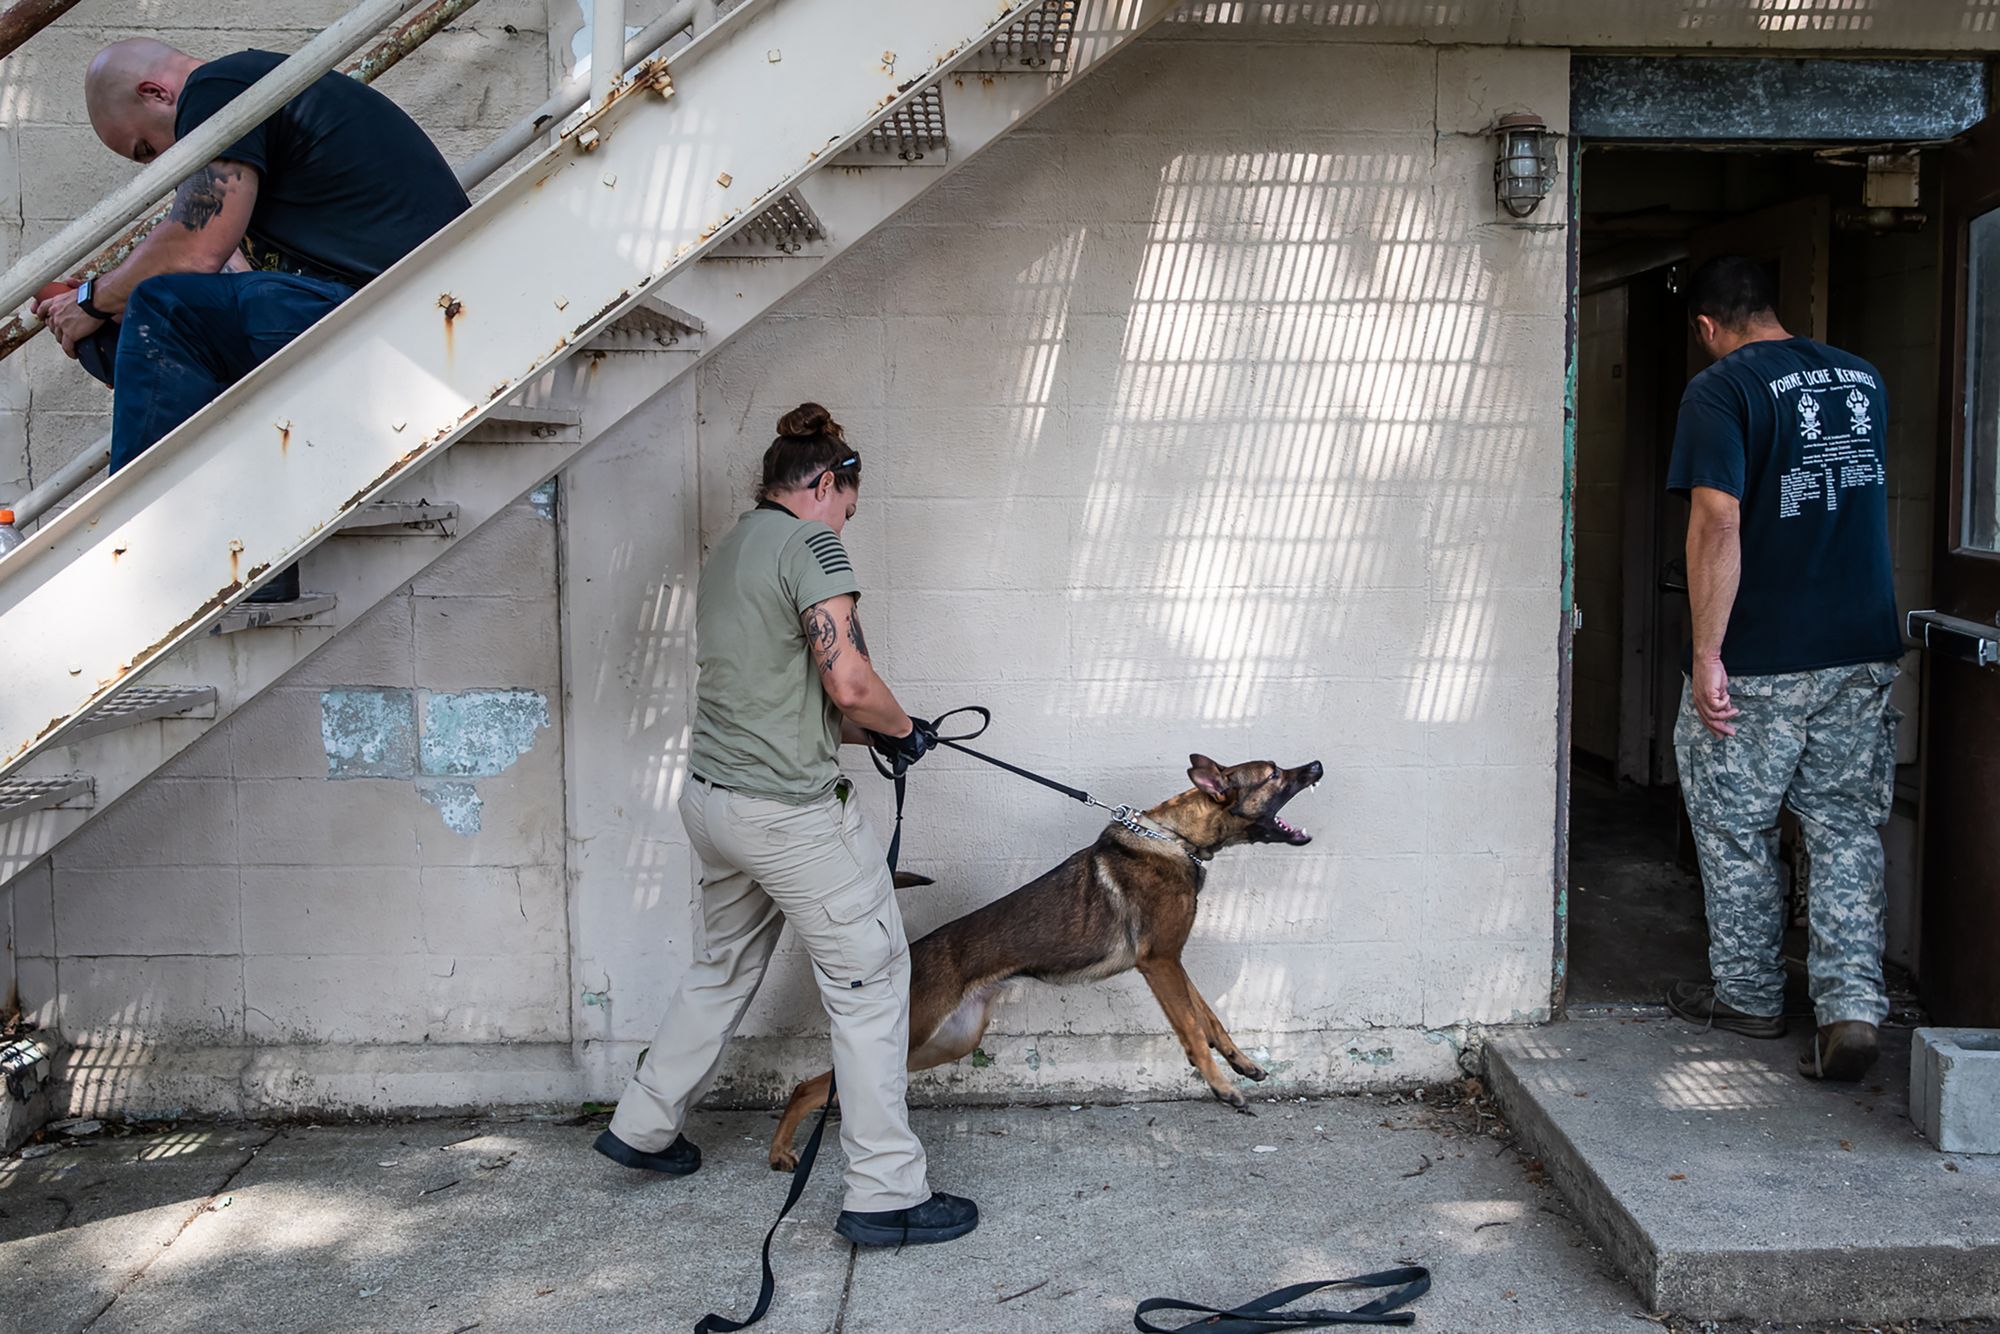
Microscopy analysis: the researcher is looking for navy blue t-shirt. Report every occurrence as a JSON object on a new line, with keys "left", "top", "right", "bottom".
{"left": 175, "top": 51, "right": 469, "bottom": 286}
{"left": 1667, "top": 336, "right": 1902, "bottom": 676}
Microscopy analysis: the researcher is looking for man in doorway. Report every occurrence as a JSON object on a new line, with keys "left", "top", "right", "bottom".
{"left": 1663, "top": 255, "right": 1904, "bottom": 1082}
{"left": 32, "top": 38, "right": 469, "bottom": 601}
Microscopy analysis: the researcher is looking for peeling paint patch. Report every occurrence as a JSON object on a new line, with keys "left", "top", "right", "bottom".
{"left": 321, "top": 689, "right": 417, "bottom": 779}
{"left": 1345, "top": 1045, "right": 1397, "bottom": 1067}
{"left": 420, "top": 690, "right": 550, "bottom": 777}
{"left": 418, "top": 781, "right": 483, "bottom": 836}
{"left": 528, "top": 480, "right": 557, "bottom": 521}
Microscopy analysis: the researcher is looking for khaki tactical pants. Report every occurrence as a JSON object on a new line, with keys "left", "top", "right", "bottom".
{"left": 608, "top": 777, "right": 928, "bottom": 1213}
{"left": 1674, "top": 661, "right": 1901, "bottom": 1028}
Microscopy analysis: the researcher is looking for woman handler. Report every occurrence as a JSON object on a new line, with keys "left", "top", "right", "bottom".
{"left": 594, "top": 403, "right": 978, "bottom": 1248}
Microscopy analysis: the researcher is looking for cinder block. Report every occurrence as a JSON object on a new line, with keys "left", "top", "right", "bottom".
{"left": 1421, "top": 935, "right": 1552, "bottom": 1026}
{"left": 17, "top": 124, "right": 141, "bottom": 221}
{"left": 1424, "top": 764, "right": 1557, "bottom": 857}
{"left": 413, "top": 598, "right": 561, "bottom": 692}
{"left": 414, "top": 740, "right": 563, "bottom": 869}
{"left": 1912, "top": 1028, "right": 2000, "bottom": 1155}
{"left": 419, "top": 864, "right": 566, "bottom": 957}
{"left": 240, "top": 865, "right": 423, "bottom": 956}
{"left": 235, "top": 778, "right": 421, "bottom": 867}
{"left": 410, "top": 501, "right": 557, "bottom": 599}
{"left": 53, "top": 865, "right": 241, "bottom": 957}
{"left": 57, "top": 955, "right": 244, "bottom": 1046}
{"left": 887, "top": 590, "right": 1067, "bottom": 684}
{"left": 60, "top": 778, "right": 237, "bottom": 869}
{"left": 8, "top": 859, "right": 54, "bottom": 958}
{"left": 283, "top": 594, "right": 414, "bottom": 689}
{"left": 1436, "top": 47, "right": 1570, "bottom": 136}
{"left": 878, "top": 498, "right": 1074, "bottom": 591}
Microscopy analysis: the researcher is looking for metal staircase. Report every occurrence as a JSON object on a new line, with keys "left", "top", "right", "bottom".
{"left": 0, "top": 0, "right": 1174, "bottom": 887}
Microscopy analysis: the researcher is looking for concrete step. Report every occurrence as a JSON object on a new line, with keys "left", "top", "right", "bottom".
{"left": 1485, "top": 1016, "right": 2000, "bottom": 1323}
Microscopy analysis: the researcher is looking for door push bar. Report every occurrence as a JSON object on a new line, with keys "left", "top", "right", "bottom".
{"left": 1907, "top": 609, "right": 2000, "bottom": 668}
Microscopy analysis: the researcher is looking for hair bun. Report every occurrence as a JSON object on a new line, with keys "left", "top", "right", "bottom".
{"left": 777, "top": 402, "right": 842, "bottom": 442}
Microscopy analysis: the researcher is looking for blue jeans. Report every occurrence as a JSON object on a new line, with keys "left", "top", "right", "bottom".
{"left": 111, "top": 271, "right": 355, "bottom": 472}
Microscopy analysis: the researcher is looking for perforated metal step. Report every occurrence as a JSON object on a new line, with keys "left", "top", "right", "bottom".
{"left": 0, "top": 774, "right": 94, "bottom": 820}
{"left": 67, "top": 685, "right": 218, "bottom": 741}
{"left": 211, "top": 593, "right": 337, "bottom": 635}
{"left": 466, "top": 404, "right": 584, "bottom": 443}
{"left": 861, "top": 83, "right": 947, "bottom": 158}
{"left": 715, "top": 190, "right": 826, "bottom": 256}
{"left": 336, "top": 500, "right": 460, "bottom": 536}
{"left": 589, "top": 296, "right": 706, "bottom": 352}
{"left": 985, "top": 0, "right": 1077, "bottom": 65}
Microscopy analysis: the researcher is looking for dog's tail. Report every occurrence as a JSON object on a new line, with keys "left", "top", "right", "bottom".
{"left": 891, "top": 871, "right": 935, "bottom": 889}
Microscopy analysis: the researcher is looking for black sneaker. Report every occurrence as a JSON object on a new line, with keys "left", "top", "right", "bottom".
{"left": 593, "top": 1128, "right": 701, "bottom": 1176}
{"left": 835, "top": 1191, "right": 979, "bottom": 1247}
{"left": 1665, "top": 979, "right": 1786, "bottom": 1039}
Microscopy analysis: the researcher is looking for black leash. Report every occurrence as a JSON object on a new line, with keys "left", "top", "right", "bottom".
{"left": 692, "top": 1067, "right": 838, "bottom": 1334}
{"left": 878, "top": 707, "right": 1195, "bottom": 863}
{"left": 1134, "top": 1267, "right": 1433, "bottom": 1332}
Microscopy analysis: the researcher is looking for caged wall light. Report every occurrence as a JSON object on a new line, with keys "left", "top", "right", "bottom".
{"left": 1492, "top": 112, "right": 1557, "bottom": 219}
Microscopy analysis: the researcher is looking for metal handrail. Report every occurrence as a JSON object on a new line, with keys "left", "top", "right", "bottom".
{"left": 4, "top": 0, "right": 703, "bottom": 531}
{"left": 0, "top": 0, "right": 82, "bottom": 62}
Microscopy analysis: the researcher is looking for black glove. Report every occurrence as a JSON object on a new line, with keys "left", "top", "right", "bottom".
{"left": 870, "top": 717, "right": 938, "bottom": 767}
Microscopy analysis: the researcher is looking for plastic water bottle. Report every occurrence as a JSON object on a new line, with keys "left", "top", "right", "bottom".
{"left": 0, "top": 508, "right": 21, "bottom": 558}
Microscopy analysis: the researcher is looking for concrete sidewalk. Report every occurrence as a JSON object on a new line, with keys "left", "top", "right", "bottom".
{"left": 1, "top": 1090, "right": 1652, "bottom": 1333}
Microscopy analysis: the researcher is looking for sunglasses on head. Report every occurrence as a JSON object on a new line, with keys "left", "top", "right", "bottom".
{"left": 815, "top": 453, "right": 860, "bottom": 487}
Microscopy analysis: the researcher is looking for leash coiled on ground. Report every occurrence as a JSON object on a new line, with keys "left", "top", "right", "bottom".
{"left": 1133, "top": 1267, "right": 1433, "bottom": 1331}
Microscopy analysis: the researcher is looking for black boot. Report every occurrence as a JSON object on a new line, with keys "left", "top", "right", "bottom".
{"left": 592, "top": 1128, "right": 701, "bottom": 1176}
{"left": 835, "top": 1191, "right": 979, "bottom": 1247}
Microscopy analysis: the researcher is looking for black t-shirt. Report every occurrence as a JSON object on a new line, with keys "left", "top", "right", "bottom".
{"left": 174, "top": 50, "right": 469, "bottom": 286}
{"left": 1667, "top": 336, "right": 1902, "bottom": 676}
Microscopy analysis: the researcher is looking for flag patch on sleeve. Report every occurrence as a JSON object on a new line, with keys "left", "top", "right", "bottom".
{"left": 806, "top": 531, "right": 852, "bottom": 576}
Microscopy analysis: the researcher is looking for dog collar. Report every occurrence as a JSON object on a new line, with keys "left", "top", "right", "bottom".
{"left": 1114, "top": 808, "right": 1207, "bottom": 868}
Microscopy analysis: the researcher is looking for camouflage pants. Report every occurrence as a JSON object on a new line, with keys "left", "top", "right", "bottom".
{"left": 1674, "top": 661, "right": 1901, "bottom": 1027}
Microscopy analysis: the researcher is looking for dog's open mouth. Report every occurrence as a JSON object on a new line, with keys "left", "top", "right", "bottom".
{"left": 1251, "top": 812, "right": 1312, "bottom": 846}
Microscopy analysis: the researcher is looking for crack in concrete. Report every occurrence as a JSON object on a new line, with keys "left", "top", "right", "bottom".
{"left": 828, "top": 1241, "right": 859, "bottom": 1334}
{"left": 76, "top": 1126, "right": 279, "bottom": 1333}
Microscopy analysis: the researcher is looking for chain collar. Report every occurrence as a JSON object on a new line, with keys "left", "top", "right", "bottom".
{"left": 1096, "top": 800, "right": 1207, "bottom": 867}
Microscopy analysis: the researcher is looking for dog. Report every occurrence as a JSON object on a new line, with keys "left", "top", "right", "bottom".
{"left": 768, "top": 753, "right": 1323, "bottom": 1170}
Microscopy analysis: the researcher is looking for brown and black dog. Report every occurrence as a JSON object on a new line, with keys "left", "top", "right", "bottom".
{"left": 768, "top": 753, "right": 1323, "bottom": 1170}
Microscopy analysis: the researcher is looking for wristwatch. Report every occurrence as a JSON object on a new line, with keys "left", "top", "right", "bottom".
{"left": 74, "top": 279, "right": 110, "bottom": 322}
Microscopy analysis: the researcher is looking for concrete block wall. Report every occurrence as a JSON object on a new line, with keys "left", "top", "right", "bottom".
{"left": 10, "top": 14, "right": 1579, "bottom": 1114}
{"left": 0, "top": 1, "right": 569, "bottom": 1113}
{"left": 566, "top": 32, "right": 1572, "bottom": 1104}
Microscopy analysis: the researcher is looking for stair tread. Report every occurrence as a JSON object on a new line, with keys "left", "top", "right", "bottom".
{"left": 0, "top": 773, "right": 94, "bottom": 816}
{"left": 67, "top": 686, "right": 218, "bottom": 742}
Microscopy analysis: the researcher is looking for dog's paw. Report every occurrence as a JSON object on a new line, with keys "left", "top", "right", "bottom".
{"left": 1229, "top": 1055, "right": 1269, "bottom": 1082}
{"left": 1213, "top": 1085, "right": 1254, "bottom": 1114}
{"left": 769, "top": 1149, "right": 799, "bottom": 1172}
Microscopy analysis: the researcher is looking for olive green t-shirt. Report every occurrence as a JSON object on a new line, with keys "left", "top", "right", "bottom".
{"left": 688, "top": 506, "right": 860, "bottom": 803}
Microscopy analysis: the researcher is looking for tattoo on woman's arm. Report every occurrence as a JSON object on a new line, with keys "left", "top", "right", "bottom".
{"left": 806, "top": 605, "right": 841, "bottom": 674}
{"left": 169, "top": 162, "right": 244, "bottom": 232}
{"left": 847, "top": 610, "right": 871, "bottom": 661}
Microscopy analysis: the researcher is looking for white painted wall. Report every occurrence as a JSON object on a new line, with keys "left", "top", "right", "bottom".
{"left": 15, "top": 2, "right": 1970, "bottom": 1117}
{"left": 565, "top": 31, "right": 1570, "bottom": 1106}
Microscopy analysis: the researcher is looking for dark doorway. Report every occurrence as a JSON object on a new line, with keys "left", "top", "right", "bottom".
{"left": 1567, "top": 145, "right": 1937, "bottom": 1011}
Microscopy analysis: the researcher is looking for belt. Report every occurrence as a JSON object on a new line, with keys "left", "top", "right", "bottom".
{"left": 690, "top": 772, "right": 731, "bottom": 792}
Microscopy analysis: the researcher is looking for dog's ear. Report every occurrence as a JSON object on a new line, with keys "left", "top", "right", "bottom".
{"left": 1187, "top": 753, "right": 1229, "bottom": 802}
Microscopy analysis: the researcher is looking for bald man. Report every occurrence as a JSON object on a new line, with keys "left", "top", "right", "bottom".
{"left": 34, "top": 40, "right": 468, "bottom": 601}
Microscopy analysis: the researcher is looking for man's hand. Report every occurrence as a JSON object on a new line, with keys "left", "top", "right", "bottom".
{"left": 33, "top": 287, "right": 102, "bottom": 360}
{"left": 1692, "top": 653, "right": 1739, "bottom": 739}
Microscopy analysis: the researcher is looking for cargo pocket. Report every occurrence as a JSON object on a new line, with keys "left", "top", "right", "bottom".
{"left": 817, "top": 877, "right": 899, "bottom": 988}
{"left": 1865, "top": 674, "right": 1903, "bottom": 829}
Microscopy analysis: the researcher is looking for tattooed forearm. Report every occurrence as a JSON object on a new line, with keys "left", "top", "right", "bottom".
{"left": 846, "top": 610, "right": 871, "bottom": 662}
{"left": 805, "top": 605, "right": 841, "bottom": 675}
{"left": 169, "top": 162, "right": 245, "bottom": 232}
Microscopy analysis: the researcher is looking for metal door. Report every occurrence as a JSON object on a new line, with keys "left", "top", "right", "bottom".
{"left": 1918, "top": 118, "right": 2000, "bottom": 1026}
